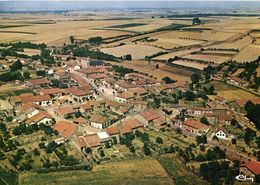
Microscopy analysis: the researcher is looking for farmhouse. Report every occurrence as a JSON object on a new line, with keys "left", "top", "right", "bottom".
{"left": 229, "top": 98, "right": 260, "bottom": 113}
{"left": 66, "top": 87, "right": 93, "bottom": 102}
{"left": 182, "top": 119, "right": 210, "bottom": 135}
{"left": 190, "top": 106, "right": 213, "bottom": 116}
{"left": 40, "top": 88, "right": 65, "bottom": 98}
{"left": 227, "top": 76, "right": 249, "bottom": 87}
{"left": 55, "top": 106, "right": 76, "bottom": 118}
{"left": 238, "top": 161, "right": 260, "bottom": 182}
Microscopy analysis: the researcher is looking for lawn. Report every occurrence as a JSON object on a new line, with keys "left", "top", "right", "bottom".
{"left": 19, "top": 158, "right": 173, "bottom": 185}
{"left": 158, "top": 154, "right": 208, "bottom": 185}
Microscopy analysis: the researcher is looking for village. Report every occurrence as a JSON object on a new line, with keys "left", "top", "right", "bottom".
{"left": 0, "top": 42, "right": 259, "bottom": 184}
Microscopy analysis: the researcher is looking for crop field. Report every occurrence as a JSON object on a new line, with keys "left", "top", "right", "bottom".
{"left": 101, "top": 44, "right": 164, "bottom": 59}
{"left": 233, "top": 44, "right": 260, "bottom": 63}
{"left": 172, "top": 60, "right": 208, "bottom": 70}
{"left": 182, "top": 54, "right": 231, "bottom": 64}
{"left": 19, "top": 158, "right": 173, "bottom": 185}
{"left": 154, "top": 48, "right": 200, "bottom": 60}
{"left": 210, "top": 81, "right": 257, "bottom": 100}
{"left": 144, "top": 38, "right": 204, "bottom": 50}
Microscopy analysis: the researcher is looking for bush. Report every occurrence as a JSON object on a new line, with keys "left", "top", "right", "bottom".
{"left": 156, "top": 137, "right": 163, "bottom": 144}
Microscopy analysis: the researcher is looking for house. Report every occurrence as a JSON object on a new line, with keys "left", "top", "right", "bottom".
{"left": 55, "top": 106, "right": 75, "bottom": 118}
{"left": 204, "top": 112, "right": 218, "bottom": 123}
{"left": 52, "top": 121, "right": 76, "bottom": 139}
{"left": 191, "top": 107, "right": 213, "bottom": 116}
{"left": 218, "top": 113, "right": 233, "bottom": 125}
{"left": 66, "top": 87, "right": 93, "bottom": 102}
{"left": 80, "top": 102, "right": 94, "bottom": 113}
{"left": 227, "top": 76, "right": 249, "bottom": 87}
{"left": 40, "top": 88, "right": 65, "bottom": 98}
{"left": 115, "top": 91, "right": 134, "bottom": 103}
{"left": 26, "top": 111, "right": 53, "bottom": 125}
{"left": 97, "top": 132, "right": 111, "bottom": 145}
{"left": 27, "top": 78, "right": 51, "bottom": 88}
{"left": 122, "top": 118, "right": 143, "bottom": 131}
{"left": 229, "top": 98, "right": 260, "bottom": 113}
{"left": 215, "top": 127, "right": 229, "bottom": 140}
{"left": 10, "top": 94, "right": 52, "bottom": 107}
{"left": 54, "top": 70, "right": 71, "bottom": 84}
{"left": 106, "top": 126, "right": 120, "bottom": 141}
{"left": 89, "top": 114, "right": 109, "bottom": 129}
{"left": 76, "top": 134, "right": 101, "bottom": 150}
{"left": 237, "top": 161, "right": 260, "bottom": 182}
{"left": 32, "top": 95, "right": 52, "bottom": 106}
{"left": 74, "top": 117, "right": 88, "bottom": 125}
{"left": 182, "top": 119, "right": 209, "bottom": 135}
{"left": 136, "top": 109, "right": 166, "bottom": 127}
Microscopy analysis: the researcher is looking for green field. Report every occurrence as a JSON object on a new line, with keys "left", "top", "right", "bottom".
{"left": 0, "top": 168, "right": 18, "bottom": 185}
{"left": 19, "top": 158, "right": 173, "bottom": 185}
{"left": 108, "top": 23, "right": 147, "bottom": 28}
{"left": 158, "top": 154, "right": 208, "bottom": 185}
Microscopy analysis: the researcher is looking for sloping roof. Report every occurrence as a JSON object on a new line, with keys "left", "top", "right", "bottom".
{"left": 56, "top": 106, "right": 75, "bottom": 116}
{"left": 28, "top": 78, "right": 51, "bottom": 86}
{"left": 41, "top": 88, "right": 64, "bottom": 95}
{"left": 241, "top": 161, "right": 260, "bottom": 175}
{"left": 140, "top": 109, "right": 161, "bottom": 121}
{"left": 90, "top": 114, "right": 106, "bottom": 123}
{"left": 52, "top": 121, "right": 76, "bottom": 138}
{"left": 106, "top": 126, "right": 119, "bottom": 136}
{"left": 74, "top": 117, "right": 87, "bottom": 124}
{"left": 122, "top": 118, "right": 143, "bottom": 129}
{"left": 184, "top": 119, "right": 208, "bottom": 130}
{"left": 84, "top": 134, "right": 101, "bottom": 147}
{"left": 27, "top": 111, "right": 52, "bottom": 123}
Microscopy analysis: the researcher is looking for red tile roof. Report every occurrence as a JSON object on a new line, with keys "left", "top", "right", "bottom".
{"left": 28, "top": 78, "right": 51, "bottom": 86}
{"left": 41, "top": 88, "right": 64, "bottom": 95}
{"left": 241, "top": 161, "right": 260, "bottom": 175}
{"left": 184, "top": 119, "right": 209, "bottom": 130}
{"left": 52, "top": 121, "right": 76, "bottom": 138}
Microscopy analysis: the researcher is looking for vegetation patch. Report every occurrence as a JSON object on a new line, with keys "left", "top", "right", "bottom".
{"left": 107, "top": 23, "right": 147, "bottom": 29}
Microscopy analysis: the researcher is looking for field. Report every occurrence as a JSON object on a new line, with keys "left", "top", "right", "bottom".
{"left": 172, "top": 60, "right": 208, "bottom": 70}
{"left": 158, "top": 154, "right": 208, "bottom": 185}
{"left": 210, "top": 81, "right": 257, "bottom": 100}
{"left": 154, "top": 48, "right": 200, "bottom": 60}
{"left": 233, "top": 44, "right": 260, "bottom": 63}
{"left": 17, "top": 48, "right": 40, "bottom": 56}
{"left": 101, "top": 44, "right": 164, "bottom": 59}
{"left": 19, "top": 158, "right": 173, "bottom": 185}
{"left": 107, "top": 23, "right": 147, "bottom": 28}
{"left": 107, "top": 60, "right": 192, "bottom": 83}
{"left": 182, "top": 54, "right": 231, "bottom": 64}
{"left": 0, "top": 167, "right": 18, "bottom": 185}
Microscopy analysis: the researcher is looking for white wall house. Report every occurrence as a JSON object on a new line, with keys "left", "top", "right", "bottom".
{"left": 215, "top": 129, "right": 228, "bottom": 140}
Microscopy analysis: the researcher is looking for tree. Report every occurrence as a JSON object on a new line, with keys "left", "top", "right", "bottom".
{"left": 243, "top": 128, "right": 256, "bottom": 145}
{"left": 245, "top": 101, "right": 260, "bottom": 130}
{"left": 162, "top": 76, "right": 175, "bottom": 84}
{"left": 85, "top": 147, "right": 92, "bottom": 154}
{"left": 88, "top": 36, "right": 103, "bottom": 45}
{"left": 156, "top": 137, "right": 163, "bottom": 144}
{"left": 184, "top": 91, "right": 196, "bottom": 101}
{"left": 23, "top": 71, "right": 30, "bottom": 79}
{"left": 191, "top": 73, "right": 201, "bottom": 84}
{"left": 200, "top": 117, "right": 209, "bottom": 125}
{"left": 10, "top": 60, "right": 22, "bottom": 71}
{"left": 69, "top": 36, "right": 75, "bottom": 44}
{"left": 125, "top": 54, "right": 132, "bottom": 60}
{"left": 143, "top": 143, "right": 151, "bottom": 155}
{"left": 196, "top": 135, "right": 207, "bottom": 144}
{"left": 192, "top": 17, "right": 201, "bottom": 25}
{"left": 156, "top": 64, "right": 159, "bottom": 69}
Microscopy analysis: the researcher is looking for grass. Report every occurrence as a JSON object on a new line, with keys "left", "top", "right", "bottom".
{"left": 0, "top": 167, "right": 18, "bottom": 185}
{"left": 158, "top": 154, "right": 208, "bottom": 185}
{"left": 19, "top": 158, "right": 173, "bottom": 185}
{"left": 108, "top": 23, "right": 147, "bottom": 28}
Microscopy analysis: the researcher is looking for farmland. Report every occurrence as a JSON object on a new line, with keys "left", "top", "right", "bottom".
{"left": 101, "top": 44, "right": 164, "bottom": 59}
{"left": 19, "top": 158, "right": 173, "bottom": 185}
